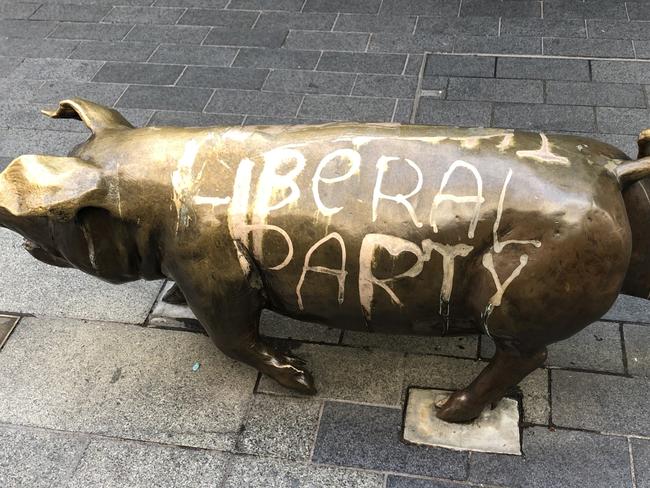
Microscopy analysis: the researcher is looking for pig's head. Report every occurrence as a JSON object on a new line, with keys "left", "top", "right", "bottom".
{"left": 0, "top": 98, "right": 154, "bottom": 284}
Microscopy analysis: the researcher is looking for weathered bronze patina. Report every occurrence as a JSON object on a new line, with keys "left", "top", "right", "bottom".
{"left": 2, "top": 98, "right": 648, "bottom": 422}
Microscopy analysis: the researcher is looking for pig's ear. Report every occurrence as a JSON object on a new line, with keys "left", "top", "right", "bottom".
{"left": 0, "top": 154, "right": 105, "bottom": 221}
{"left": 41, "top": 98, "right": 134, "bottom": 133}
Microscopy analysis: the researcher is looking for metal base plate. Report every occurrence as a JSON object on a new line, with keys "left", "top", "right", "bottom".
{"left": 0, "top": 314, "right": 19, "bottom": 351}
{"left": 403, "top": 388, "right": 522, "bottom": 455}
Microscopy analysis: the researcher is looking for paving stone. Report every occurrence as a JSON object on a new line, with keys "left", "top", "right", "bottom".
{"left": 624, "top": 324, "right": 650, "bottom": 377}
{"left": 493, "top": 103, "right": 596, "bottom": 132}
{"left": 501, "top": 18, "right": 587, "bottom": 37}
{"left": 263, "top": 70, "right": 356, "bottom": 95}
{"left": 341, "top": 331, "right": 478, "bottom": 358}
{"left": 69, "top": 41, "right": 157, "bottom": 62}
{"left": 634, "top": 41, "right": 650, "bottom": 60}
{"left": 0, "top": 2, "right": 41, "bottom": 20}
{"left": 546, "top": 81, "right": 645, "bottom": 108}
{"left": 125, "top": 24, "right": 210, "bottom": 44}
{"left": 352, "top": 74, "right": 418, "bottom": 98}
{"left": 0, "top": 128, "right": 87, "bottom": 157}
{"left": 547, "top": 321, "right": 624, "bottom": 373}
{"left": 233, "top": 48, "right": 320, "bottom": 69}
{"left": 284, "top": 30, "right": 369, "bottom": 52}
{"left": 393, "top": 98, "right": 414, "bottom": 122}
{"left": 632, "top": 438, "right": 650, "bottom": 488}
{"left": 49, "top": 21, "right": 133, "bottom": 41}
{"left": 0, "top": 19, "right": 57, "bottom": 38}
{"left": 597, "top": 107, "right": 650, "bottom": 135}
{"left": 178, "top": 66, "right": 269, "bottom": 90}
{"left": 303, "top": 0, "right": 381, "bottom": 14}
{"left": 224, "top": 456, "right": 385, "bottom": 488}
{"left": 497, "top": 57, "right": 590, "bottom": 81}
{"left": 552, "top": 369, "right": 650, "bottom": 435}
{"left": 205, "top": 89, "right": 302, "bottom": 116}
{"left": 149, "top": 44, "right": 237, "bottom": 66}
{"left": 0, "top": 317, "right": 258, "bottom": 449}
{"left": 416, "top": 16, "right": 499, "bottom": 36}
{"left": 447, "top": 77, "right": 543, "bottom": 103}
{"left": 588, "top": 19, "right": 650, "bottom": 40}
{"left": 628, "top": 2, "right": 650, "bottom": 21}
{"left": 235, "top": 394, "right": 321, "bottom": 460}
{"left": 380, "top": 0, "right": 461, "bottom": 16}
{"left": 260, "top": 310, "right": 341, "bottom": 343}
{"left": 368, "top": 32, "right": 454, "bottom": 54}
{"left": 0, "top": 37, "right": 79, "bottom": 59}
{"left": 68, "top": 438, "right": 229, "bottom": 487}
{"left": 117, "top": 85, "right": 213, "bottom": 111}
{"left": 155, "top": 0, "right": 228, "bottom": 6}
{"left": 313, "top": 401, "right": 468, "bottom": 479}
{"left": 603, "top": 294, "right": 650, "bottom": 323}
{"left": 258, "top": 343, "right": 404, "bottom": 405}
{"left": 454, "top": 35, "right": 542, "bottom": 55}
{"left": 93, "top": 62, "right": 184, "bottom": 85}
{"left": 0, "top": 229, "right": 162, "bottom": 322}
{"left": 0, "top": 56, "right": 23, "bottom": 78}
{"left": 9, "top": 58, "right": 103, "bottom": 82}
{"left": 415, "top": 99, "right": 492, "bottom": 127}
{"left": 425, "top": 54, "right": 495, "bottom": 78}
{"left": 317, "top": 52, "right": 406, "bottom": 74}
{"left": 543, "top": 0, "right": 628, "bottom": 20}
{"left": 31, "top": 4, "right": 110, "bottom": 21}
{"left": 387, "top": 477, "right": 478, "bottom": 488}
{"left": 543, "top": 37, "right": 634, "bottom": 58}
{"left": 228, "top": 0, "right": 303, "bottom": 10}
{"left": 110, "top": 108, "right": 154, "bottom": 127}
{"left": 149, "top": 110, "right": 244, "bottom": 127}
{"left": 519, "top": 368, "right": 550, "bottom": 424}
{"left": 0, "top": 79, "right": 43, "bottom": 104}
{"left": 204, "top": 28, "right": 288, "bottom": 48}
{"left": 470, "top": 427, "right": 632, "bottom": 488}
{"left": 592, "top": 60, "right": 650, "bottom": 84}
{"left": 178, "top": 8, "right": 258, "bottom": 27}
{"left": 404, "top": 54, "right": 424, "bottom": 75}
{"left": 254, "top": 11, "right": 336, "bottom": 30}
{"left": 461, "top": 0, "right": 540, "bottom": 17}
{"left": 0, "top": 425, "right": 89, "bottom": 488}
{"left": 333, "top": 13, "right": 417, "bottom": 33}
{"left": 299, "top": 95, "right": 396, "bottom": 122}
{"left": 104, "top": 6, "right": 183, "bottom": 24}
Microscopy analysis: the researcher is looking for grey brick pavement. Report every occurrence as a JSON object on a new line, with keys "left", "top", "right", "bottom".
{"left": 0, "top": 0, "right": 649, "bottom": 486}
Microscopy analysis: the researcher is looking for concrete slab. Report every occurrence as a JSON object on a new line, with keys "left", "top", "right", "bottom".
{"left": 0, "top": 229, "right": 163, "bottom": 323}
{"left": 403, "top": 388, "right": 521, "bottom": 455}
{"left": 0, "top": 317, "right": 258, "bottom": 450}
{"left": 0, "top": 314, "right": 18, "bottom": 350}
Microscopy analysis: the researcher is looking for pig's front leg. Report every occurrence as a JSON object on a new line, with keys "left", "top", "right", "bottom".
{"left": 173, "top": 263, "right": 316, "bottom": 395}
{"left": 435, "top": 341, "right": 547, "bottom": 422}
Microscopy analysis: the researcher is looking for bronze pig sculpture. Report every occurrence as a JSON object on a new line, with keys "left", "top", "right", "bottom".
{"left": 2, "top": 98, "right": 649, "bottom": 423}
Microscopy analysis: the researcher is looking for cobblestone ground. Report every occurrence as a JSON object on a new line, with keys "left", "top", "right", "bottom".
{"left": 1, "top": 0, "right": 650, "bottom": 486}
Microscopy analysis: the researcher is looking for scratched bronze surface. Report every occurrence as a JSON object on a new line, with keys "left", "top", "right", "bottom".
{"left": 1, "top": 98, "right": 648, "bottom": 422}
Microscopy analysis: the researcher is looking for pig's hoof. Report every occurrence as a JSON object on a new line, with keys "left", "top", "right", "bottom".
{"left": 435, "top": 391, "right": 485, "bottom": 423}
{"left": 273, "top": 366, "right": 317, "bottom": 395}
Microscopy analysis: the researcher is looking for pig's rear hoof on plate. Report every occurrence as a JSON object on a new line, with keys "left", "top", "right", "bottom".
{"left": 434, "top": 390, "right": 485, "bottom": 423}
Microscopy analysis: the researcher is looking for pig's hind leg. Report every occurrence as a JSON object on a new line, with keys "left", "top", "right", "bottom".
{"left": 435, "top": 340, "right": 546, "bottom": 422}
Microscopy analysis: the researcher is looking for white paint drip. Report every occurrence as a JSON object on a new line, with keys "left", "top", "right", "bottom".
{"left": 497, "top": 133, "right": 514, "bottom": 151}
{"left": 426, "top": 242, "right": 473, "bottom": 304}
{"left": 516, "top": 133, "right": 570, "bottom": 166}
{"left": 430, "top": 160, "right": 485, "bottom": 239}
{"left": 482, "top": 252, "right": 529, "bottom": 307}
{"left": 81, "top": 224, "right": 97, "bottom": 270}
{"left": 372, "top": 156, "right": 424, "bottom": 227}
{"left": 493, "top": 169, "right": 541, "bottom": 253}
{"left": 171, "top": 139, "right": 201, "bottom": 232}
{"left": 312, "top": 149, "right": 361, "bottom": 217}
{"left": 252, "top": 147, "right": 305, "bottom": 256}
{"left": 296, "top": 232, "right": 347, "bottom": 310}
